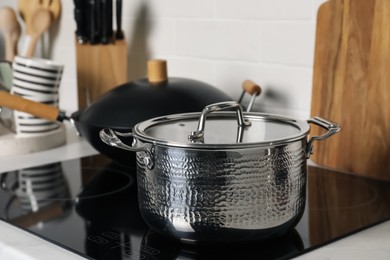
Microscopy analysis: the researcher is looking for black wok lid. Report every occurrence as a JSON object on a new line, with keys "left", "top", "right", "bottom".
{"left": 78, "top": 60, "right": 232, "bottom": 130}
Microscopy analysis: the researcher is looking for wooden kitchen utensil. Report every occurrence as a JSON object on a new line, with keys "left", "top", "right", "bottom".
{"left": 18, "top": 0, "right": 61, "bottom": 35}
{"left": 18, "top": 0, "right": 61, "bottom": 57}
{"left": 25, "top": 9, "right": 52, "bottom": 57}
{"left": 0, "top": 7, "right": 21, "bottom": 61}
{"left": 310, "top": 0, "right": 390, "bottom": 180}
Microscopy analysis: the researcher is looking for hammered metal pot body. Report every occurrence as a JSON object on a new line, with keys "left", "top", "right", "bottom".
{"left": 99, "top": 105, "right": 340, "bottom": 243}
{"left": 137, "top": 139, "right": 307, "bottom": 243}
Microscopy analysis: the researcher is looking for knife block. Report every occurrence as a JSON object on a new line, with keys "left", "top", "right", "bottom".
{"left": 75, "top": 38, "right": 128, "bottom": 110}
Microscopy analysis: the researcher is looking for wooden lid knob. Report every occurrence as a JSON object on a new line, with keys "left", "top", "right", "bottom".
{"left": 148, "top": 60, "right": 168, "bottom": 84}
{"left": 242, "top": 80, "right": 261, "bottom": 96}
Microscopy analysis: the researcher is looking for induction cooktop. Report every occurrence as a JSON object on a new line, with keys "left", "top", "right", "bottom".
{"left": 0, "top": 154, "right": 389, "bottom": 260}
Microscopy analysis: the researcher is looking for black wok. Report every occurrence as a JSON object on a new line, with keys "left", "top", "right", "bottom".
{"left": 76, "top": 77, "right": 235, "bottom": 165}
{"left": 0, "top": 60, "right": 261, "bottom": 165}
{"left": 0, "top": 80, "right": 230, "bottom": 165}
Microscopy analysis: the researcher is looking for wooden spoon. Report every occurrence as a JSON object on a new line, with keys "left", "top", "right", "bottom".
{"left": 25, "top": 9, "right": 52, "bottom": 57}
{"left": 18, "top": 0, "right": 61, "bottom": 35}
{"left": 0, "top": 7, "right": 21, "bottom": 61}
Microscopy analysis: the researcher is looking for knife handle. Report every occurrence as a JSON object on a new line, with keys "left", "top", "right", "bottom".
{"left": 89, "top": 0, "right": 99, "bottom": 44}
{"left": 100, "top": 0, "right": 108, "bottom": 44}
{"left": 107, "top": 0, "right": 113, "bottom": 40}
{"left": 100, "top": 0, "right": 113, "bottom": 44}
{"left": 74, "top": 7, "right": 87, "bottom": 43}
{"left": 74, "top": 0, "right": 89, "bottom": 43}
{"left": 74, "top": 0, "right": 81, "bottom": 36}
{"left": 115, "top": 0, "right": 124, "bottom": 39}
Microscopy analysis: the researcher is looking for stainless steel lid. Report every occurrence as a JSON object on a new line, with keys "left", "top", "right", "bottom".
{"left": 133, "top": 102, "right": 310, "bottom": 149}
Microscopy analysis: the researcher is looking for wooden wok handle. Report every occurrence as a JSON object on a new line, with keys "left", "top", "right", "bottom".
{"left": 0, "top": 90, "right": 60, "bottom": 121}
{"left": 242, "top": 80, "right": 262, "bottom": 96}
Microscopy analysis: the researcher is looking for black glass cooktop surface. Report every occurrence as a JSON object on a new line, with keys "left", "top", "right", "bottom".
{"left": 0, "top": 154, "right": 389, "bottom": 260}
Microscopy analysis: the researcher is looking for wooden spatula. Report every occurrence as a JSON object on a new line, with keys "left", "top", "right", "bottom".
{"left": 25, "top": 9, "right": 52, "bottom": 57}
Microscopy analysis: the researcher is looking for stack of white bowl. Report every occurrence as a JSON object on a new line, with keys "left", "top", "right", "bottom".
{"left": 11, "top": 56, "right": 64, "bottom": 135}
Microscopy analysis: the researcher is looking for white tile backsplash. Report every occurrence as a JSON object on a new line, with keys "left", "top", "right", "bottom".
{"left": 262, "top": 21, "right": 316, "bottom": 67}
{"left": 58, "top": 78, "right": 78, "bottom": 113}
{"left": 176, "top": 20, "right": 262, "bottom": 61}
{"left": 259, "top": 65, "right": 313, "bottom": 114}
{"left": 0, "top": 0, "right": 321, "bottom": 118}
{"left": 216, "top": 0, "right": 313, "bottom": 20}
{"left": 147, "top": 0, "right": 215, "bottom": 18}
{"left": 215, "top": 62, "right": 313, "bottom": 118}
{"left": 49, "top": 13, "right": 76, "bottom": 50}
{"left": 124, "top": 17, "right": 175, "bottom": 57}
{"left": 122, "top": 0, "right": 215, "bottom": 19}
{"left": 167, "top": 59, "right": 217, "bottom": 86}
{"left": 215, "top": 61, "right": 267, "bottom": 100}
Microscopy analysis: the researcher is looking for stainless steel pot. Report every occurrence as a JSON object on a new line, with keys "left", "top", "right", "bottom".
{"left": 100, "top": 101, "right": 341, "bottom": 244}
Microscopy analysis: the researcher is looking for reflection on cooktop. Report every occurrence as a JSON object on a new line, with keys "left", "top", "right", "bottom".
{"left": 76, "top": 162, "right": 147, "bottom": 232}
{"left": 77, "top": 165, "right": 134, "bottom": 200}
{"left": 308, "top": 166, "right": 390, "bottom": 245}
{"left": 0, "top": 163, "right": 72, "bottom": 228}
{"left": 0, "top": 155, "right": 389, "bottom": 260}
{"left": 141, "top": 228, "right": 304, "bottom": 260}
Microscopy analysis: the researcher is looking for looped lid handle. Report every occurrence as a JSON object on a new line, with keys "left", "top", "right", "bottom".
{"left": 188, "top": 101, "right": 251, "bottom": 142}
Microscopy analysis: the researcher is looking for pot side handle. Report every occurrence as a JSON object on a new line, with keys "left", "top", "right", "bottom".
{"left": 99, "top": 128, "right": 154, "bottom": 168}
{"left": 306, "top": 116, "right": 341, "bottom": 158}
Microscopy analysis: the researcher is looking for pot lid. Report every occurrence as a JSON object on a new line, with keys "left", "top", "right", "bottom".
{"left": 133, "top": 102, "right": 310, "bottom": 149}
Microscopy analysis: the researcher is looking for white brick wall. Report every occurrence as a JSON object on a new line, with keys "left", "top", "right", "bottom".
{"left": 0, "top": 0, "right": 328, "bottom": 119}
{"left": 216, "top": 0, "right": 314, "bottom": 20}
{"left": 176, "top": 20, "right": 262, "bottom": 60}
{"left": 262, "top": 21, "right": 316, "bottom": 66}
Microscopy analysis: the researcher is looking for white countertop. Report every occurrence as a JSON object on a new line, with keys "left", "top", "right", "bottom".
{"left": 0, "top": 221, "right": 87, "bottom": 260}
{"left": 0, "top": 125, "right": 98, "bottom": 173}
{"left": 0, "top": 128, "right": 389, "bottom": 259}
{"left": 294, "top": 220, "right": 390, "bottom": 260}
{"left": 0, "top": 126, "right": 95, "bottom": 259}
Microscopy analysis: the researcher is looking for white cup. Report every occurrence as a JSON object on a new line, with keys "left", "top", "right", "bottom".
{"left": 11, "top": 56, "right": 64, "bottom": 136}
{"left": 12, "top": 71, "right": 62, "bottom": 86}
{"left": 13, "top": 56, "right": 64, "bottom": 73}
{"left": 11, "top": 83, "right": 58, "bottom": 96}
{"left": 13, "top": 111, "right": 61, "bottom": 135}
{"left": 12, "top": 63, "right": 63, "bottom": 80}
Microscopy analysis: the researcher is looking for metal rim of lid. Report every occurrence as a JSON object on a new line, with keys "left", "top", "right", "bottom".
{"left": 132, "top": 112, "right": 311, "bottom": 150}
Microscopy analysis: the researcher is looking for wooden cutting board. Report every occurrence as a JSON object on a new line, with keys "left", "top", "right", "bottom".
{"left": 310, "top": 0, "right": 390, "bottom": 180}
